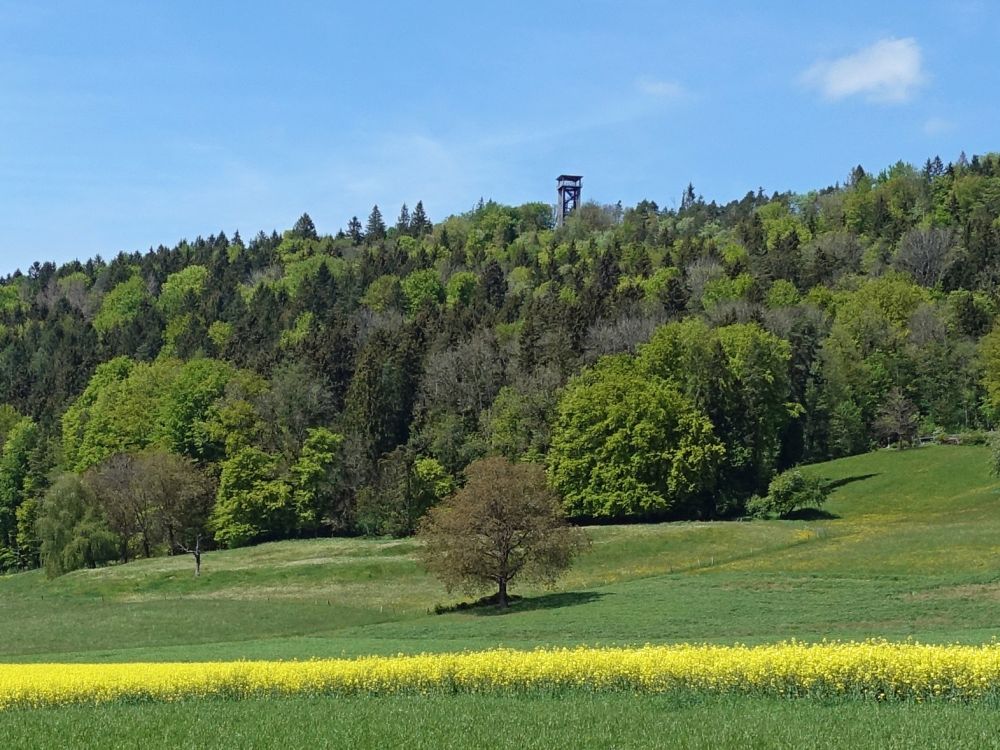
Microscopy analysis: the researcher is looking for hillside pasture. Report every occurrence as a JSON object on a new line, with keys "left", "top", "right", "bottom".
{"left": 0, "top": 445, "right": 997, "bottom": 663}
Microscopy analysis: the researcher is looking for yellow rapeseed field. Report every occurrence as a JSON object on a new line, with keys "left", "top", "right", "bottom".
{"left": 3, "top": 641, "right": 999, "bottom": 708}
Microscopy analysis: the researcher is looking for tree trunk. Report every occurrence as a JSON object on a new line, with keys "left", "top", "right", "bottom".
{"left": 193, "top": 535, "right": 202, "bottom": 577}
{"left": 497, "top": 577, "right": 508, "bottom": 609}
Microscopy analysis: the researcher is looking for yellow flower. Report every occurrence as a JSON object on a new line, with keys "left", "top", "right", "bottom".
{"left": 2, "top": 640, "right": 999, "bottom": 708}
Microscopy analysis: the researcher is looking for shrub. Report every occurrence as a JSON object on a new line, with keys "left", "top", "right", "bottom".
{"left": 989, "top": 433, "right": 1000, "bottom": 477}
{"left": 748, "top": 469, "right": 830, "bottom": 518}
{"left": 956, "top": 430, "right": 988, "bottom": 446}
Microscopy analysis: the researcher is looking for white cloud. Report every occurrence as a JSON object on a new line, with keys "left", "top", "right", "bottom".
{"left": 635, "top": 76, "right": 686, "bottom": 99}
{"left": 801, "top": 37, "right": 924, "bottom": 104}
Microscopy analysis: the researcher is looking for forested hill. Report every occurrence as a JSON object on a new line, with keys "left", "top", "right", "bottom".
{"left": 3, "top": 153, "right": 1000, "bottom": 574}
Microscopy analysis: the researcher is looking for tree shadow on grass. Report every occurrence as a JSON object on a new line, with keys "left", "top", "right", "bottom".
{"left": 780, "top": 507, "right": 840, "bottom": 521}
{"left": 824, "top": 473, "right": 879, "bottom": 491}
{"left": 435, "top": 591, "right": 607, "bottom": 617}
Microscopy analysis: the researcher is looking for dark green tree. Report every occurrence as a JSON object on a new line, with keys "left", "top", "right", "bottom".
{"left": 292, "top": 213, "right": 318, "bottom": 240}
{"left": 344, "top": 327, "right": 424, "bottom": 477}
{"left": 347, "top": 216, "right": 364, "bottom": 244}
{"left": 395, "top": 204, "right": 411, "bottom": 235}
{"left": 410, "top": 200, "right": 431, "bottom": 236}
{"left": 365, "top": 205, "right": 387, "bottom": 244}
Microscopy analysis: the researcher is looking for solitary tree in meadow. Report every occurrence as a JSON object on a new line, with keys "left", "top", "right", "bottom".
{"left": 417, "top": 457, "right": 586, "bottom": 609}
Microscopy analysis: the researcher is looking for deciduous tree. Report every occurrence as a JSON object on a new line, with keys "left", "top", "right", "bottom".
{"left": 37, "top": 474, "right": 118, "bottom": 577}
{"left": 548, "top": 355, "right": 724, "bottom": 519}
{"left": 417, "top": 457, "right": 585, "bottom": 608}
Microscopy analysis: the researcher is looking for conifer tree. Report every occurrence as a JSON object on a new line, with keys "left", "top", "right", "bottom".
{"left": 411, "top": 201, "right": 431, "bottom": 236}
{"left": 395, "top": 204, "right": 411, "bottom": 235}
{"left": 347, "top": 216, "right": 364, "bottom": 245}
{"left": 292, "top": 213, "right": 318, "bottom": 240}
{"left": 365, "top": 205, "right": 387, "bottom": 244}
{"left": 482, "top": 259, "right": 507, "bottom": 309}
{"left": 680, "top": 183, "right": 696, "bottom": 211}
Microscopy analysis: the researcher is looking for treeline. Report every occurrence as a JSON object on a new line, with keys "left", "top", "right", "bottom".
{"left": 3, "top": 153, "right": 1000, "bottom": 575}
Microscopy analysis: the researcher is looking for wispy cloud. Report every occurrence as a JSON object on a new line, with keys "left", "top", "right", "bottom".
{"left": 801, "top": 37, "right": 924, "bottom": 104}
{"left": 922, "top": 117, "right": 956, "bottom": 136}
{"left": 635, "top": 76, "right": 686, "bottom": 100}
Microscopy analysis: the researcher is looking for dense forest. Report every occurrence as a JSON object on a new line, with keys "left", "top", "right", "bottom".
{"left": 3, "top": 152, "right": 1000, "bottom": 575}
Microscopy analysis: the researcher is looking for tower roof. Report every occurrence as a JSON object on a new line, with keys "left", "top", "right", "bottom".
{"left": 557, "top": 174, "right": 583, "bottom": 182}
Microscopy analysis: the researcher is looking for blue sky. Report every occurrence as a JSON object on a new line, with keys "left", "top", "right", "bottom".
{"left": 1, "top": 1, "right": 997, "bottom": 274}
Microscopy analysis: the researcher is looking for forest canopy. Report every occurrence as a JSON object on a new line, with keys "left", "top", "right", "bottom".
{"left": 3, "top": 153, "right": 1000, "bottom": 574}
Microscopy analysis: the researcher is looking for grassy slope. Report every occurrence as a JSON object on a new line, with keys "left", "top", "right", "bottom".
{"left": 1, "top": 445, "right": 998, "bottom": 662}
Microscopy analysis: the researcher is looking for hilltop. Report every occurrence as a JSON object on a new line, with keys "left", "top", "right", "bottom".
{"left": 1, "top": 153, "right": 1000, "bottom": 582}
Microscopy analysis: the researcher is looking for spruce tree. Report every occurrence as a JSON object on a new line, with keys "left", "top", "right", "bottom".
{"left": 681, "top": 183, "right": 696, "bottom": 211}
{"left": 482, "top": 259, "right": 507, "bottom": 309}
{"left": 347, "top": 216, "right": 364, "bottom": 245}
{"left": 366, "top": 205, "right": 386, "bottom": 244}
{"left": 292, "top": 213, "right": 318, "bottom": 240}
{"left": 411, "top": 201, "right": 431, "bottom": 236}
{"left": 395, "top": 204, "right": 411, "bottom": 235}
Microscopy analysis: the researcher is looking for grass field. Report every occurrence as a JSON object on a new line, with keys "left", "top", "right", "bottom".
{"left": 1, "top": 444, "right": 997, "bottom": 663}
{"left": 4, "top": 695, "right": 1000, "bottom": 750}
{"left": 1, "top": 445, "right": 999, "bottom": 747}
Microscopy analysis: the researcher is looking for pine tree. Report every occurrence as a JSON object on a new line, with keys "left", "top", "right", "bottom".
{"left": 365, "top": 205, "right": 386, "bottom": 244}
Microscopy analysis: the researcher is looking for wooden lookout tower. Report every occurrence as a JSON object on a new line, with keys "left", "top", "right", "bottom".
{"left": 556, "top": 174, "right": 582, "bottom": 227}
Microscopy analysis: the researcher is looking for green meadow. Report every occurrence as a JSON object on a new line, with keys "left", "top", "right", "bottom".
{"left": 4, "top": 695, "right": 1000, "bottom": 750}
{"left": 1, "top": 445, "right": 998, "bottom": 664}
{"left": 2, "top": 445, "right": 999, "bottom": 747}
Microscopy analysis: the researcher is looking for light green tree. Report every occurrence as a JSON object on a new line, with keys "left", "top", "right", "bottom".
{"left": 210, "top": 447, "right": 293, "bottom": 547}
{"left": 361, "top": 274, "right": 405, "bottom": 312}
{"left": 978, "top": 322, "right": 1000, "bottom": 418}
{"left": 289, "top": 427, "right": 346, "bottom": 533}
{"left": 548, "top": 356, "right": 724, "bottom": 518}
{"left": 157, "top": 265, "right": 208, "bottom": 319}
{"left": 445, "top": 271, "right": 479, "bottom": 308}
{"left": 639, "top": 320, "right": 795, "bottom": 499}
{"left": 93, "top": 274, "right": 150, "bottom": 336}
{"left": 156, "top": 358, "right": 236, "bottom": 462}
{"left": 63, "top": 359, "right": 180, "bottom": 471}
{"left": 37, "top": 474, "right": 118, "bottom": 577}
{"left": 0, "top": 417, "right": 43, "bottom": 568}
{"left": 401, "top": 269, "right": 445, "bottom": 314}
{"left": 61, "top": 357, "right": 136, "bottom": 470}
